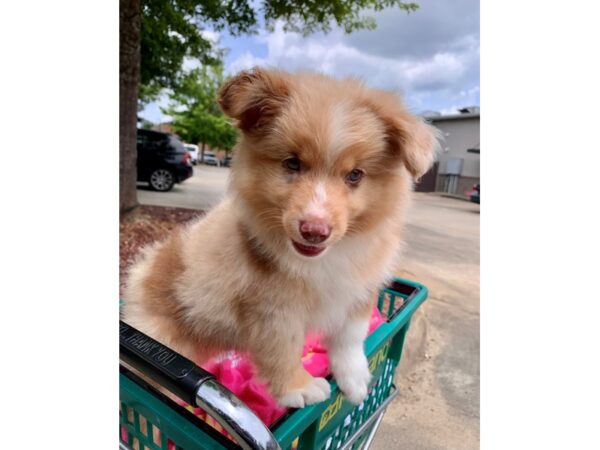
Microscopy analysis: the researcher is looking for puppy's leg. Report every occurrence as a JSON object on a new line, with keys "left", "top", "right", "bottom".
{"left": 250, "top": 325, "right": 331, "bottom": 408}
{"left": 326, "top": 304, "right": 372, "bottom": 405}
{"left": 276, "top": 365, "right": 331, "bottom": 409}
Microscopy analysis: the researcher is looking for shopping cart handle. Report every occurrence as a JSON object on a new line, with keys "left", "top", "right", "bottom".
{"left": 120, "top": 321, "right": 281, "bottom": 450}
{"left": 120, "top": 321, "right": 212, "bottom": 404}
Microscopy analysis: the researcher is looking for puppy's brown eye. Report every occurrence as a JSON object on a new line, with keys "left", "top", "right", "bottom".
{"left": 346, "top": 168, "right": 364, "bottom": 186}
{"left": 284, "top": 156, "right": 301, "bottom": 172}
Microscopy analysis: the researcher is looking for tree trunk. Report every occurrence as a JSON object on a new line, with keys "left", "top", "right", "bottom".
{"left": 120, "top": 0, "right": 141, "bottom": 213}
{"left": 201, "top": 142, "right": 206, "bottom": 163}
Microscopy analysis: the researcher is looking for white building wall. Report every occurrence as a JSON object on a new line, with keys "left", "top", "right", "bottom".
{"left": 433, "top": 116, "right": 480, "bottom": 177}
{"left": 428, "top": 115, "right": 480, "bottom": 194}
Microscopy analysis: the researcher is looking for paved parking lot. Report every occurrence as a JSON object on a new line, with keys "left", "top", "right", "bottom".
{"left": 139, "top": 165, "right": 480, "bottom": 449}
{"left": 138, "top": 164, "right": 230, "bottom": 211}
{"left": 376, "top": 194, "right": 480, "bottom": 450}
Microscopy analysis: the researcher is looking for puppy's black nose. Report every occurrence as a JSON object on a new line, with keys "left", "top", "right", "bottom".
{"left": 299, "top": 220, "right": 332, "bottom": 244}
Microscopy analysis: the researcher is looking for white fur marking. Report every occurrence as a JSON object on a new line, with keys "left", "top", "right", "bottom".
{"left": 303, "top": 182, "right": 328, "bottom": 220}
{"left": 278, "top": 377, "right": 331, "bottom": 407}
{"left": 315, "top": 182, "right": 327, "bottom": 204}
{"left": 327, "top": 318, "right": 372, "bottom": 404}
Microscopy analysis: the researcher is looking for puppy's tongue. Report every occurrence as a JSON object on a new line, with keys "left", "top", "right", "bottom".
{"left": 293, "top": 240, "right": 325, "bottom": 257}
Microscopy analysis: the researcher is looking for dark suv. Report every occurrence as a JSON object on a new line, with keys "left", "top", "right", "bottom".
{"left": 137, "top": 129, "right": 193, "bottom": 191}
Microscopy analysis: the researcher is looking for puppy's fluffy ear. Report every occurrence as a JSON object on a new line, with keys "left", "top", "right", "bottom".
{"left": 393, "top": 116, "right": 440, "bottom": 179}
{"left": 367, "top": 91, "right": 440, "bottom": 180}
{"left": 218, "top": 67, "right": 291, "bottom": 134}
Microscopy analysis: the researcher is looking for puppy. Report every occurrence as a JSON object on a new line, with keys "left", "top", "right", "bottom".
{"left": 122, "top": 68, "right": 438, "bottom": 408}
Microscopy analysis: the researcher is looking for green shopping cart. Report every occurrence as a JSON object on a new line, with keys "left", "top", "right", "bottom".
{"left": 120, "top": 276, "right": 427, "bottom": 450}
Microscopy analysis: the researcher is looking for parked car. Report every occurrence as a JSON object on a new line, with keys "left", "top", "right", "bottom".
{"left": 183, "top": 144, "right": 199, "bottom": 165}
{"left": 223, "top": 154, "right": 233, "bottom": 167}
{"left": 137, "top": 129, "right": 193, "bottom": 192}
{"left": 203, "top": 152, "right": 220, "bottom": 166}
{"left": 467, "top": 183, "right": 480, "bottom": 204}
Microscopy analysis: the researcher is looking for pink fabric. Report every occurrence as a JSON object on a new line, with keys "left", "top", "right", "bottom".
{"left": 192, "top": 307, "right": 385, "bottom": 427}
{"left": 123, "top": 310, "right": 384, "bottom": 448}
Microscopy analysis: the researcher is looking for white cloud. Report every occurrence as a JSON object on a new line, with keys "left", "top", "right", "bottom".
{"left": 200, "top": 29, "right": 220, "bottom": 44}
{"left": 144, "top": 0, "right": 479, "bottom": 119}
{"left": 183, "top": 57, "right": 201, "bottom": 71}
{"left": 226, "top": 5, "right": 479, "bottom": 114}
{"left": 228, "top": 51, "right": 268, "bottom": 74}
{"left": 139, "top": 93, "right": 172, "bottom": 124}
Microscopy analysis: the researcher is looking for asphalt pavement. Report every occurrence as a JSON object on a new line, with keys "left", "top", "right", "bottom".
{"left": 138, "top": 165, "right": 480, "bottom": 449}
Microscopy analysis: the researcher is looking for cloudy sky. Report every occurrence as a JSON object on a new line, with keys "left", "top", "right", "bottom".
{"left": 141, "top": 0, "right": 479, "bottom": 123}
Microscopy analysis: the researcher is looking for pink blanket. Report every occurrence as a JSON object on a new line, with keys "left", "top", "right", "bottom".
{"left": 121, "top": 308, "right": 385, "bottom": 448}
{"left": 194, "top": 308, "right": 385, "bottom": 426}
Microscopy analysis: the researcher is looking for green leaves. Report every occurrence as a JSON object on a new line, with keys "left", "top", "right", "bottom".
{"left": 139, "top": 0, "right": 229, "bottom": 104}
{"left": 262, "top": 0, "right": 418, "bottom": 35}
{"left": 139, "top": 1, "right": 419, "bottom": 104}
{"left": 163, "top": 65, "right": 239, "bottom": 151}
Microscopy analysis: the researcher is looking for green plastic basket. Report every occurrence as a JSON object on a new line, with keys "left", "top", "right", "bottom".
{"left": 120, "top": 277, "right": 428, "bottom": 450}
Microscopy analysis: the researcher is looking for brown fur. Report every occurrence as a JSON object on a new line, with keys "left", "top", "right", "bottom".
{"left": 237, "top": 222, "right": 278, "bottom": 274}
{"left": 137, "top": 233, "right": 197, "bottom": 357}
{"left": 122, "top": 68, "right": 438, "bottom": 405}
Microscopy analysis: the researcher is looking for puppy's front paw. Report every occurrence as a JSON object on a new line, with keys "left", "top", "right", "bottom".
{"left": 332, "top": 355, "right": 372, "bottom": 405}
{"left": 278, "top": 377, "right": 331, "bottom": 408}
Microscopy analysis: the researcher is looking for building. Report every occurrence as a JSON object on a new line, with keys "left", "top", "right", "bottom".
{"left": 151, "top": 122, "right": 175, "bottom": 134}
{"left": 416, "top": 107, "right": 480, "bottom": 195}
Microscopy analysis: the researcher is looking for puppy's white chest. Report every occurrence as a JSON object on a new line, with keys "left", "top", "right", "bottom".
{"left": 300, "top": 235, "right": 392, "bottom": 335}
{"left": 310, "top": 294, "right": 352, "bottom": 334}
{"left": 307, "top": 273, "right": 368, "bottom": 334}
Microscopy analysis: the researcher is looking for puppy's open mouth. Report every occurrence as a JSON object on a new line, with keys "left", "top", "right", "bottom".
{"left": 292, "top": 240, "right": 326, "bottom": 257}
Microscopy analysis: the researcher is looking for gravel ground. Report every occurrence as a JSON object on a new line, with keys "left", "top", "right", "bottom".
{"left": 373, "top": 193, "right": 480, "bottom": 450}
{"left": 119, "top": 205, "right": 204, "bottom": 296}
